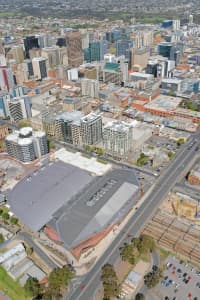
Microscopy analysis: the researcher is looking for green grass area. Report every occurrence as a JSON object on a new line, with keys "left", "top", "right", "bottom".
{"left": 96, "top": 158, "right": 107, "bottom": 164}
{"left": 0, "top": 11, "right": 26, "bottom": 18}
{"left": 159, "top": 247, "right": 170, "bottom": 260}
{"left": 136, "top": 17, "right": 166, "bottom": 23}
{"left": 139, "top": 252, "right": 151, "bottom": 263}
{"left": 0, "top": 266, "right": 29, "bottom": 300}
{"left": 81, "top": 153, "right": 92, "bottom": 159}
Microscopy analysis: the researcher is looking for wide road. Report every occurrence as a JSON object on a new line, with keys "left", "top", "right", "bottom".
{"left": 67, "top": 133, "right": 200, "bottom": 300}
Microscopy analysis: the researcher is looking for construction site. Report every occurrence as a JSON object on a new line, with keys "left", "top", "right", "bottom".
{"left": 162, "top": 191, "right": 200, "bottom": 224}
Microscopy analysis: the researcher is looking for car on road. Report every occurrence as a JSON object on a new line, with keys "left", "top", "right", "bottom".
{"left": 80, "top": 285, "right": 85, "bottom": 290}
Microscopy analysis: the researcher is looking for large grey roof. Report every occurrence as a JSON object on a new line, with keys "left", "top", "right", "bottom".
{"left": 8, "top": 161, "right": 92, "bottom": 231}
{"left": 51, "top": 169, "right": 139, "bottom": 248}
{"left": 8, "top": 162, "right": 139, "bottom": 247}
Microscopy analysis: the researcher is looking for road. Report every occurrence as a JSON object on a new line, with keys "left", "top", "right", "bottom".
{"left": 17, "top": 231, "right": 57, "bottom": 269}
{"left": 50, "top": 137, "right": 157, "bottom": 178}
{"left": 67, "top": 133, "right": 200, "bottom": 300}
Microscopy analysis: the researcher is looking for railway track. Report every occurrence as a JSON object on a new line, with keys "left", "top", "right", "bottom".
{"left": 143, "top": 209, "right": 200, "bottom": 265}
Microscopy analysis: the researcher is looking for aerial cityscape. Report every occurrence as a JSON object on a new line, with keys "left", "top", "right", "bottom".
{"left": 0, "top": 1, "right": 200, "bottom": 300}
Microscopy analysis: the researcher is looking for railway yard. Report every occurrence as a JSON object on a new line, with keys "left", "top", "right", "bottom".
{"left": 143, "top": 209, "right": 200, "bottom": 266}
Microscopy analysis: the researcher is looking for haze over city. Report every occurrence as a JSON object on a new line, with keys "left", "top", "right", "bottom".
{"left": 0, "top": 1, "right": 199, "bottom": 300}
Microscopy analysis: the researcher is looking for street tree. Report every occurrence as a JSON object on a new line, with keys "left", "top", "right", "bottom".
{"left": 144, "top": 268, "right": 163, "bottom": 288}
{"left": 101, "top": 263, "right": 121, "bottom": 300}
{"left": 120, "top": 243, "right": 138, "bottom": 265}
{"left": 135, "top": 293, "right": 146, "bottom": 300}
{"left": 2, "top": 212, "right": 9, "bottom": 221}
{"left": 10, "top": 217, "right": 18, "bottom": 225}
{"left": 24, "top": 277, "right": 43, "bottom": 298}
{"left": 48, "top": 266, "right": 74, "bottom": 297}
{"left": 133, "top": 235, "right": 155, "bottom": 254}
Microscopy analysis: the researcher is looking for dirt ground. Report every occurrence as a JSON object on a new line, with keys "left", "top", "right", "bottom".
{"left": 161, "top": 192, "right": 200, "bottom": 226}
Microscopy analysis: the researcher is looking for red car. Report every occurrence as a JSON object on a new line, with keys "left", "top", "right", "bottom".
{"left": 80, "top": 285, "right": 85, "bottom": 290}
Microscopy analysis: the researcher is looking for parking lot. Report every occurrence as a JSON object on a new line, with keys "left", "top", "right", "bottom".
{"left": 147, "top": 136, "right": 178, "bottom": 152}
{"left": 155, "top": 255, "right": 200, "bottom": 300}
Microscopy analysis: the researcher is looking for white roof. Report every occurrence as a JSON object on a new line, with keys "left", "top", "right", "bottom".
{"left": 162, "top": 78, "right": 182, "bottom": 84}
{"left": 19, "top": 127, "right": 32, "bottom": 136}
{"left": 18, "top": 138, "right": 33, "bottom": 146}
{"left": 54, "top": 148, "right": 112, "bottom": 176}
{"left": 130, "top": 72, "right": 153, "bottom": 79}
{"left": 0, "top": 243, "right": 25, "bottom": 264}
{"left": 104, "top": 120, "right": 134, "bottom": 132}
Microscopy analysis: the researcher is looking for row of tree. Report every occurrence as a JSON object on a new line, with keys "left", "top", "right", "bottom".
{"left": 101, "top": 264, "right": 120, "bottom": 300}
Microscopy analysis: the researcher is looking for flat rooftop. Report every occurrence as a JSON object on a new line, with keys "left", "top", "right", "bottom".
{"left": 54, "top": 148, "right": 112, "bottom": 176}
{"left": 50, "top": 168, "right": 139, "bottom": 248}
{"left": 144, "top": 95, "right": 182, "bottom": 112}
{"left": 8, "top": 161, "right": 92, "bottom": 231}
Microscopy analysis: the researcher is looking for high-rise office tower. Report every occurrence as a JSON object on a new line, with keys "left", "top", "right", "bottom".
{"left": 158, "top": 42, "right": 180, "bottom": 65}
{"left": 0, "top": 66, "right": 15, "bottom": 91}
{"left": 6, "top": 45, "right": 24, "bottom": 64}
{"left": 189, "top": 14, "right": 193, "bottom": 24}
{"left": 24, "top": 59, "right": 34, "bottom": 77}
{"left": 65, "top": 31, "right": 83, "bottom": 68}
{"left": 103, "top": 62, "right": 123, "bottom": 86}
{"left": 173, "top": 19, "right": 180, "bottom": 30}
{"left": 146, "top": 58, "right": 175, "bottom": 78}
{"left": 36, "top": 34, "right": 52, "bottom": 48}
{"left": 81, "top": 113, "right": 102, "bottom": 145}
{"left": 8, "top": 96, "right": 32, "bottom": 122}
{"left": 0, "top": 92, "right": 11, "bottom": 118}
{"left": 32, "top": 57, "right": 47, "bottom": 80}
{"left": 131, "top": 48, "right": 150, "bottom": 70}
{"left": 84, "top": 40, "right": 108, "bottom": 62}
{"left": 106, "top": 30, "right": 121, "bottom": 43}
{"left": 133, "top": 31, "right": 153, "bottom": 49}
{"left": 24, "top": 36, "right": 40, "bottom": 59}
{"left": 82, "top": 33, "right": 90, "bottom": 50}
{"left": 41, "top": 46, "right": 60, "bottom": 69}
{"left": 116, "top": 40, "right": 133, "bottom": 59}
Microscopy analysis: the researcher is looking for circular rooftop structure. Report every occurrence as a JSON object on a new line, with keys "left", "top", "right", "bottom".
{"left": 19, "top": 127, "right": 33, "bottom": 138}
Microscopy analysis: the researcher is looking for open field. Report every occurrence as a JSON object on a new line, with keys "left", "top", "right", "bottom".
{"left": 0, "top": 266, "right": 29, "bottom": 300}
